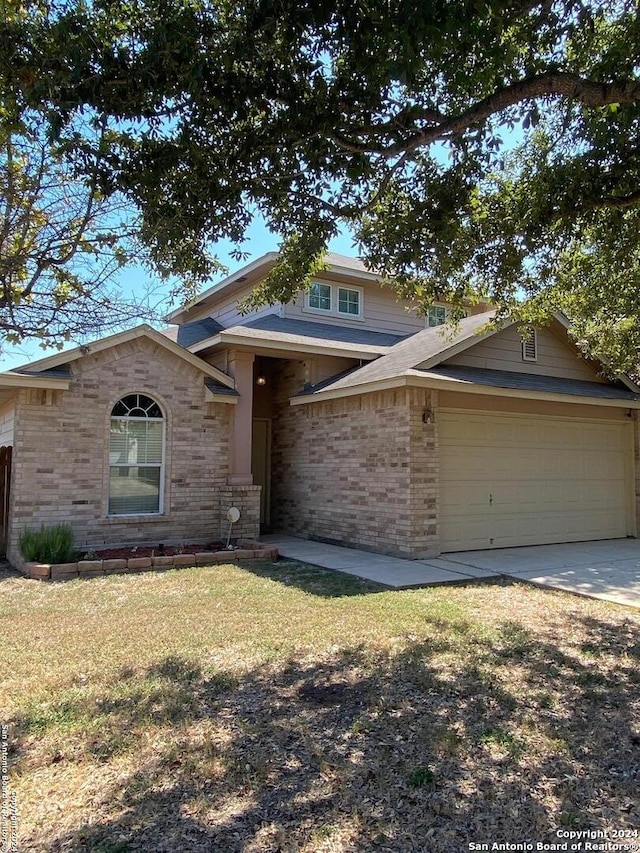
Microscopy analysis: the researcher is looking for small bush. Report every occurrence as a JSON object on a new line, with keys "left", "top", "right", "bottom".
{"left": 19, "top": 524, "right": 75, "bottom": 564}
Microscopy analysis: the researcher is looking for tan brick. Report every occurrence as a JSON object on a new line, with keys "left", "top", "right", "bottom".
{"left": 78, "top": 560, "right": 103, "bottom": 573}
{"left": 50, "top": 565, "right": 78, "bottom": 580}
{"left": 28, "top": 563, "right": 51, "bottom": 579}
{"left": 172, "top": 553, "right": 197, "bottom": 567}
{"left": 127, "top": 557, "right": 152, "bottom": 571}
{"left": 8, "top": 335, "right": 232, "bottom": 560}
{"left": 194, "top": 551, "right": 220, "bottom": 565}
{"left": 103, "top": 559, "right": 128, "bottom": 573}
{"left": 151, "top": 555, "right": 175, "bottom": 568}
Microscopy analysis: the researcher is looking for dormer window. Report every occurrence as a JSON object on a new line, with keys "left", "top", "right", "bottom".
{"left": 337, "top": 287, "right": 361, "bottom": 317}
{"left": 308, "top": 282, "right": 332, "bottom": 311}
{"left": 522, "top": 327, "right": 538, "bottom": 362}
{"left": 305, "top": 282, "right": 364, "bottom": 319}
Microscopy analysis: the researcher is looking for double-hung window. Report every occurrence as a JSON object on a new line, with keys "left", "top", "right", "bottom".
{"left": 109, "top": 394, "right": 164, "bottom": 515}
{"left": 306, "top": 282, "right": 363, "bottom": 318}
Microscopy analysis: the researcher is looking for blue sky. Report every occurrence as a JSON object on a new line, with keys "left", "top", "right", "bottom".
{"left": 0, "top": 219, "right": 358, "bottom": 372}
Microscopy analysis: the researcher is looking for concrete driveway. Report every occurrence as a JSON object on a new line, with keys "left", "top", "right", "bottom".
{"left": 443, "top": 538, "right": 640, "bottom": 608}
{"left": 262, "top": 535, "right": 640, "bottom": 609}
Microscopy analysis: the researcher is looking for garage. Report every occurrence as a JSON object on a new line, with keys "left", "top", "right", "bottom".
{"left": 438, "top": 409, "right": 634, "bottom": 552}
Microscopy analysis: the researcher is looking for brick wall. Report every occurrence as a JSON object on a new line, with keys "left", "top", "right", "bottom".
{"left": 8, "top": 336, "right": 235, "bottom": 560}
{"left": 270, "top": 360, "right": 439, "bottom": 557}
{"left": 219, "top": 485, "right": 262, "bottom": 542}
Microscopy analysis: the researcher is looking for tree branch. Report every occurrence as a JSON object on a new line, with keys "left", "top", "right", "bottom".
{"left": 332, "top": 72, "right": 640, "bottom": 157}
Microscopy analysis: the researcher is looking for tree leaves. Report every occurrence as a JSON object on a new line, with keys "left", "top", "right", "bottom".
{"left": 5, "top": 0, "right": 640, "bottom": 367}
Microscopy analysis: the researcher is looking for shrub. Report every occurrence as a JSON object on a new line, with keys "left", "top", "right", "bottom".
{"left": 19, "top": 524, "right": 75, "bottom": 564}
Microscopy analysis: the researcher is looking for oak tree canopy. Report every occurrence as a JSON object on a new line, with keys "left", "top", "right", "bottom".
{"left": 4, "top": 0, "right": 640, "bottom": 369}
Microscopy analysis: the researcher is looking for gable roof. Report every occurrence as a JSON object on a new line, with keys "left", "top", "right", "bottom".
{"left": 418, "top": 365, "right": 640, "bottom": 401}
{"left": 8, "top": 324, "right": 235, "bottom": 389}
{"left": 293, "top": 310, "right": 640, "bottom": 406}
{"left": 166, "top": 251, "right": 382, "bottom": 324}
{"left": 297, "top": 311, "right": 501, "bottom": 395}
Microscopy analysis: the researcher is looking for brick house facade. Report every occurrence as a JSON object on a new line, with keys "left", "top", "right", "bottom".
{"left": 1, "top": 252, "right": 639, "bottom": 566}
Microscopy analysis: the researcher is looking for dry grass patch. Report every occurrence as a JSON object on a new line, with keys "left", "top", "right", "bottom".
{"left": 1, "top": 559, "right": 639, "bottom": 852}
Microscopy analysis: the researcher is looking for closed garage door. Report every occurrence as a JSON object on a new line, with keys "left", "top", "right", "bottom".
{"left": 439, "top": 410, "right": 633, "bottom": 552}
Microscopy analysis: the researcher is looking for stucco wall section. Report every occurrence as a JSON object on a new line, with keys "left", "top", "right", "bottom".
{"left": 8, "top": 336, "right": 233, "bottom": 560}
{"left": 271, "top": 361, "right": 439, "bottom": 557}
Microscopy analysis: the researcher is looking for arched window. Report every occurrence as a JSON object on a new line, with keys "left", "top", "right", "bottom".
{"left": 109, "top": 394, "right": 165, "bottom": 515}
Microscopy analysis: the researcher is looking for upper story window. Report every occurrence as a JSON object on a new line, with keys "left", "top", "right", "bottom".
{"left": 426, "top": 305, "right": 449, "bottom": 327}
{"left": 304, "top": 282, "right": 364, "bottom": 319}
{"left": 426, "top": 304, "right": 468, "bottom": 328}
{"left": 109, "top": 394, "right": 165, "bottom": 515}
{"left": 338, "top": 287, "right": 361, "bottom": 316}
{"left": 308, "top": 282, "right": 332, "bottom": 311}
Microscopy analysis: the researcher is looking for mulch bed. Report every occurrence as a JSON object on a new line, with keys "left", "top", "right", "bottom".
{"left": 88, "top": 542, "right": 226, "bottom": 560}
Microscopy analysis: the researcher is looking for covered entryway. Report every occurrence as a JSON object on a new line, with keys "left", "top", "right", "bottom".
{"left": 438, "top": 409, "right": 634, "bottom": 552}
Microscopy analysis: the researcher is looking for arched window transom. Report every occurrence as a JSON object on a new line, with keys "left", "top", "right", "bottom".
{"left": 108, "top": 394, "right": 165, "bottom": 515}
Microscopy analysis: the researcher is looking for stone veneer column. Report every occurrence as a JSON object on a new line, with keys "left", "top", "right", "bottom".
{"left": 227, "top": 350, "right": 255, "bottom": 486}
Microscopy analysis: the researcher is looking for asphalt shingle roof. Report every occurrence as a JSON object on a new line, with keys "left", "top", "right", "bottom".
{"left": 417, "top": 365, "right": 639, "bottom": 400}
{"left": 222, "top": 314, "right": 407, "bottom": 349}
{"left": 307, "top": 311, "right": 497, "bottom": 393}
{"left": 170, "top": 317, "right": 224, "bottom": 347}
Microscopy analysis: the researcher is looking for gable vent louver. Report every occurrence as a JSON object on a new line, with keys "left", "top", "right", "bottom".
{"left": 522, "top": 328, "right": 538, "bottom": 362}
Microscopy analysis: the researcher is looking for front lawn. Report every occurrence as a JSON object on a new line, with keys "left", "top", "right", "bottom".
{"left": 2, "top": 560, "right": 639, "bottom": 852}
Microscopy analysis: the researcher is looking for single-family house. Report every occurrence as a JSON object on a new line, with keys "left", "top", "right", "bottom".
{"left": 1, "top": 252, "right": 639, "bottom": 565}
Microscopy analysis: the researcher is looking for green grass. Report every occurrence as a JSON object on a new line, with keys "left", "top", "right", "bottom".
{"left": 1, "top": 559, "right": 639, "bottom": 853}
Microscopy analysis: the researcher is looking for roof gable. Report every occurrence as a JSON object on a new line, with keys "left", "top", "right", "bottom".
{"left": 296, "top": 310, "right": 640, "bottom": 401}
{"left": 303, "top": 311, "right": 499, "bottom": 395}
{"left": 440, "top": 321, "right": 606, "bottom": 384}
{"left": 166, "top": 251, "right": 383, "bottom": 324}
{"left": 9, "top": 325, "right": 234, "bottom": 389}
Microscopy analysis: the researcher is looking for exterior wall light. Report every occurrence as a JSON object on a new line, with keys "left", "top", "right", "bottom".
{"left": 256, "top": 374, "right": 267, "bottom": 386}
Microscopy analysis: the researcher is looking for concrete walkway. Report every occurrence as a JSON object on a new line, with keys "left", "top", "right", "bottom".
{"left": 261, "top": 534, "right": 640, "bottom": 608}
{"left": 261, "top": 535, "right": 502, "bottom": 588}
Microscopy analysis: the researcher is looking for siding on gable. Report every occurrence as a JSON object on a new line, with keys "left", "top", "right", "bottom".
{"left": 185, "top": 273, "right": 489, "bottom": 337}
{"left": 285, "top": 279, "right": 489, "bottom": 336}
{"left": 442, "top": 324, "right": 606, "bottom": 382}
{"left": 186, "top": 281, "right": 281, "bottom": 328}
{"left": 284, "top": 281, "right": 426, "bottom": 336}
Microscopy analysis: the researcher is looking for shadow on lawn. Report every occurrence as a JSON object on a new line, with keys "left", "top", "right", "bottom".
{"left": 241, "top": 557, "right": 390, "bottom": 598}
{"left": 11, "top": 611, "right": 640, "bottom": 853}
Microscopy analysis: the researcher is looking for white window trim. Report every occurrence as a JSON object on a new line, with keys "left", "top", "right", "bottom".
{"left": 336, "top": 285, "right": 364, "bottom": 319}
{"left": 521, "top": 328, "right": 538, "bottom": 362}
{"left": 302, "top": 282, "right": 365, "bottom": 321}
{"left": 108, "top": 405, "right": 166, "bottom": 517}
{"left": 304, "top": 282, "right": 333, "bottom": 314}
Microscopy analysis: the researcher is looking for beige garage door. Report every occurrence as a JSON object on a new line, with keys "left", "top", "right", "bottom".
{"left": 439, "top": 410, "right": 633, "bottom": 552}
